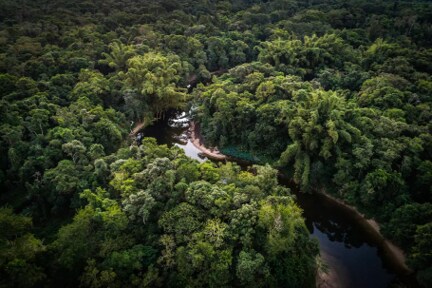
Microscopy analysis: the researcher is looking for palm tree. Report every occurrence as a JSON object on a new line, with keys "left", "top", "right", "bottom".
{"left": 278, "top": 89, "right": 361, "bottom": 188}
{"left": 100, "top": 41, "right": 136, "bottom": 71}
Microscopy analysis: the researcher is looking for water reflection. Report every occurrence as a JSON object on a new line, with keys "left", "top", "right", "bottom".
{"left": 297, "top": 192, "right": 397, "bottom": 288}
{"left": 143, "top": 111, "right": 207, "bottom": 162}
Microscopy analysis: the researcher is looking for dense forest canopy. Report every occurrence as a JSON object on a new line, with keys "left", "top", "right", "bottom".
{"left": 0, "top": 0, "right": 431, "bottom": 287}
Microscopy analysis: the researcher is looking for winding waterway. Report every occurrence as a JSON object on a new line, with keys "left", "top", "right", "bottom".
{"left": 143, "top": 111, "right": 417, "bottom": 288}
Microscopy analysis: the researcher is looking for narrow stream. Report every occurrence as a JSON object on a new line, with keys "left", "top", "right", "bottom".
{"left": 143, "top": 111, "right": 416, "bottom": 288}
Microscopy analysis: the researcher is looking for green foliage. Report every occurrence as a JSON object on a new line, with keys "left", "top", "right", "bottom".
{"left": 48, "top": 140, "right": 317, "bottom": 287}
{"left": 409, "top": 223, "right": 432, "bottom": 287}
{"left": 258, "top": 196, "right": 304, "bottom": 256}
{"left": 0, "top": 208, "right": 45, "bottom": 288}
{"left": 123, "top": 52, "right": 188, "bottom": 120}
{"left": 258, "top": 34, "right": 355, "bottom": 78}
{"left": 1, "top": 0, "right": 432, "bottom": 286}
{"left": 383, "top": 203, "right": 432, "bottom": 249}
{"left": 100, "top": 42, "right": 136, "bottom": 71}
{"left": 52, "top": 188, "right": 129, "bottom": 271}
{"left": 186, "top": 0, "right": 432, "bottom": 283}
{"left": 236, "top": 250, "right": 268, "bottom": 287}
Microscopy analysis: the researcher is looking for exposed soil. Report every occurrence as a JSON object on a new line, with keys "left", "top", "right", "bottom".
{"left": 130, "top": 121, "right": 145, "bottom": 136}
{"left": 189, "top": 121, "right": 227, "bottom": 160}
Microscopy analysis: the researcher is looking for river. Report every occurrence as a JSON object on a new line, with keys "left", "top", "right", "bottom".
{"left": 143, "top": 111, "right": 418, "bottom": 288}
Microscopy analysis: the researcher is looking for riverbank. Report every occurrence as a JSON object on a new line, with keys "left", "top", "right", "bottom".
{"left": 316, "top": 250, "right": 351, "bottom": 288}
{"left": 189, "top": 121, "right": 227, "bottom": 160}
{"left": 315, "top": 190, "right": 412, "bottom": 275}
{"left": 188, "top": 120, "right": 414, "bottom": 284}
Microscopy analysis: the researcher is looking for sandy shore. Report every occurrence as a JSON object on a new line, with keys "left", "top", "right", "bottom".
{"left": 189, "top": 122, "right": 227, "bottom": 160}
{"left": 316, "top": 250, "right": 351, "bottom": 288}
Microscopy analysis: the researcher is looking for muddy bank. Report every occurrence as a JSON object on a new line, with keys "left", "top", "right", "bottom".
{"left": 314, "top": 191, "right": 412, "bottom": 276}
{"left": 316, "top": 250, "right": 351, "bottom": 288}
{"left": 189, "top": 121, "right": 227, "bottom": 160}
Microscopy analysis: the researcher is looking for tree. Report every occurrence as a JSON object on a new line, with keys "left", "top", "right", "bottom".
{"left": 158, "top": 202, "right": 205, "bottom": 244}
{"left": 409, "top": 223, "right": 432, "bottom": 287}
{"left": 43, "top": 159, "right": 85, "bottom": 212}
{"left": 122, "top": 190, "right": 156, "bottom": 224}
{"left": 123, "top": 52, "right": 188, "bottom": 120}
{"left": 278, "top": 89, "right": 360, "bottom": 189}
{"left": 62, "top": 140, "right": 87, "bottom": 164}
{"left": 257, "top": 196, "right": 318, "bottom": 287}
{"left": 52, "top": 188, "right": 129, "bottom": 271}
{"left": 25, "top": 108, "right": 50, "bottom": 137}
{"left": 0, "top": 208, "right": 45, "bottom": 288}
{"left": 382, "top": 203, "right": 432, "bottom": 249}
{"left": 236, "top": 250, "right": 268, "bottom": 287}
{"left": 175, "top": 219, "right": 233, "bottom": 288}
{"left": 100, "top": 41, "right": 136, "bottom": 71}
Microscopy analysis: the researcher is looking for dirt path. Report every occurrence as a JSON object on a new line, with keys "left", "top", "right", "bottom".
{"left": 189, "top": 122, "right": 226, "bottom": 160}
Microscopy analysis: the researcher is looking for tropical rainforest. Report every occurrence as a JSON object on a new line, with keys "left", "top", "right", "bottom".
{"left": 0, "top": 0, "right": 431, "bottom": 287}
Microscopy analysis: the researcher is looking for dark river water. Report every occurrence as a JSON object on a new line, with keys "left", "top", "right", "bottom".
{"left": 143, "top": 111, "right": 417, "bottom": 288}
